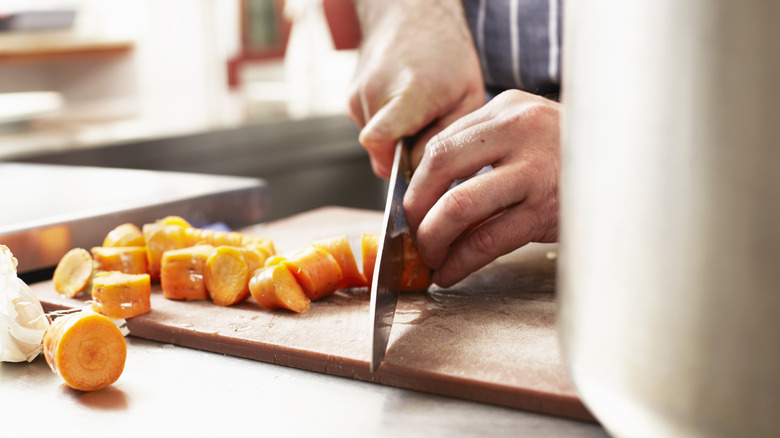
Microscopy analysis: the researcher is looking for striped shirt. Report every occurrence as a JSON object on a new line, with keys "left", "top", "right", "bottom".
{"left": 462, "top": 0, "right": 563, "bottom": 99}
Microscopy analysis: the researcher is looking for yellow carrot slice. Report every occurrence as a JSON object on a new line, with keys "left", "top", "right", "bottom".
{"left": 160, "top": 245, "right": 215, "bottom": 300}
{"left": 361, "top": 233, "right": 380, "bottom": 286}
{"left": 91, "top": 246, "right": 148, "bottom": 275}
{"left": 156, "top": 215, "right": 192, "bottom": 228}
{"left": 53, "top": 248, "right": 94, "bottom": 298}
{"left": 143, "top": 222, "right": 190, "bottom": 281}
{"left": 43, "top": 311, "right": 126, "bottom": 392}
{"left": 312, "top": 236, "right": 367, "bottom": 288}
{"left": 249, "top": 264, "right": 310, "bottom": 313}
{"left": 264, "top": 255, "right": 287, "bottom": 267}
{"left": 91, "top": 271, "right": 152, "bottom": 319}
{"left": 102, "top": 223, "right": 145, "bottom": 247}
{"left": 205, "top": 246, "right": 250, "bottom": 306}
{"left": 284, "top": 246, "right": 343, "bottom": 301}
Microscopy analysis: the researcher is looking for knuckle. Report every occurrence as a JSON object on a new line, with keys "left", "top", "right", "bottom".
{"left": 424, "top": 135, "right": 456, "bottom": 171}
{"left": 441, "top": 188, "right": 476, "bottom": 225}
{"left": 470, "top": 225, "right": 496, "bottom": 256}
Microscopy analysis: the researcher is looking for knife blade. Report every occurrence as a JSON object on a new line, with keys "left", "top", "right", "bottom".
{"left": 368, "top": 138, "right": 412, "bottom": 372}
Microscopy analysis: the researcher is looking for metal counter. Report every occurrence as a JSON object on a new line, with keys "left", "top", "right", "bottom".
{"left": 0, "top": 162, "right": 269, "bottom": 272}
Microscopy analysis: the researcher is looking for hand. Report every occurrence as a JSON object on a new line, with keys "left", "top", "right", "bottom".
{"left": 404, "top": 90, "right": 561, "bottom": 287}
{"left": 347, "top": 0, "right": 485, "bottom": 178}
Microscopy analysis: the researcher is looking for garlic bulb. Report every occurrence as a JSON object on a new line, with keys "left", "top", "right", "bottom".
{"left": 1, "top": 245, "right": 50, "bottom": 362}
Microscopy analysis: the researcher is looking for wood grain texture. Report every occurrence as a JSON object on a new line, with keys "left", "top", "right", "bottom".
{"left": 30, "top": 206, "right": 594, "bottom": 422}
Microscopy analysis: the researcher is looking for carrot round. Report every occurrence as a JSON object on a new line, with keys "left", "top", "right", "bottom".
{"left": 285, "top": 246, "right": 343, "bottom": 300}
{"left": 91, "top": 271, "right": 152, "bottom": 319}
{"left": 53, "top": 248, "right": 94, "bottom": 298}
{"left": 143, "top": 222, "right": 190, "bottom": 281}
{"left": 160, "top": 245, "right": 215, "bottom": 300}
{"left": 91, "top": 246, "right": 149, "bottom": 275}
{"left": 249, "top": 264, "right": 310, "bottom": 313}
{"left": 43, "top": 311, "right": 127, "bottom": 392}
{"left": 312, "top": 236, "right": 367, "bottom": 288}
{"left": 361, "top": 233, "right": 380, "bottom": 286}
{"left": 401, "top": 232, "right": 432, "bottom": 291}
{"left": 102, "top": 223, "right": 145, "bottom": 247}
{"left": 205, "top": 246, "right": 250, "bottom": 306}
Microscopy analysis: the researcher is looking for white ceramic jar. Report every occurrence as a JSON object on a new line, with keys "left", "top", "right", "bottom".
{"left": 558, "top": 1, "right": 780, "bottom": 437}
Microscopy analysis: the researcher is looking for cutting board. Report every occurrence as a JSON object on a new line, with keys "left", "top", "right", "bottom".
{"left": 30, "top": 206, "right": 594, "bottom": 422}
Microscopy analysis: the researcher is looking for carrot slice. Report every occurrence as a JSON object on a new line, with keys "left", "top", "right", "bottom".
{"left": 156, "top": 215, "right": 192, "bottom": 228}
{"left": 102, "top": 223, "right": 145, "bottom": 247}
{"left": 284, "top": 246, "right": 343, "bottom": 300}
{"left": 361, "top": 233, "right": 380, "bottom": 286}
{"left": 43, "top": 311, "right": 127, "bottom": 392}
{"left": 143, "top": 222, "right": 190, "bottom": 281}
{"left": 264, "top": 255, "right": 287, "bottom": 267}
{"left": 53, "top": 248, "right": 94, "bottom": 298}
{"left": 312, "top": 236, "right": 367, "bottom": 288}
{"left": 205, "top": 246, "right": 250, "bottom": 306}
{"left": 160, "top": 245, "right": 215, "bottom": 300}
{"left": 236, "top": 245, "right": 268, "bottom": 274}
{"left": 401, "top": 232, "right": 432, "bottom": 291}
{"left": 91, "top": 246, "right": 149, "bottom": 275}
{"left": 91, "top": 271, "right": 152, "bottom": 319}
{"left": 249, "top": 264, "right": 310, "bottom": 313}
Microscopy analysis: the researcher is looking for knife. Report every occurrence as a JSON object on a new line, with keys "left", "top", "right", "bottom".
{"left": 368, "top": 138, "right": 412, "bottom": 373}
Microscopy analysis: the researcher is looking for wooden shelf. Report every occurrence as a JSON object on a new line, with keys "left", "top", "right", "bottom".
{"left": 0, "top": 32, "right": 133, "bottom": 63}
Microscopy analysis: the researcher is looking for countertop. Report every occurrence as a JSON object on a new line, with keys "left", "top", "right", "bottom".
{"left": 1, "top": 336, "right": 609, "bottom": 437}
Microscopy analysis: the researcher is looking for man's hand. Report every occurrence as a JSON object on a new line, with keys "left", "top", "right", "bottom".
{"left": 347, "top": 0, "right": 485, "bottom": 178}
{"left": 404, "top": 90, "right": 561, "bottom": 287}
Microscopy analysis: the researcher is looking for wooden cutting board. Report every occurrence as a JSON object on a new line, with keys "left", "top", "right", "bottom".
{"left": 30, "top": 206, "right": 594, "bottom": 422}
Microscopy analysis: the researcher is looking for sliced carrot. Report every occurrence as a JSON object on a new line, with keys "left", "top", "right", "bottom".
{"left": 205, "top": 246, "right": 250, "bottom": 306}
{"left": 91, "top": 271, "right": 152, "bottom": 319}
{"left": 160, "top": 245, "right": 215, "bottom": 300}
{"left": 249, "top": 264, "right": 310, "bottom": 313}
{"left": 312, "top": 235, "right": 367, "bottom": 288}
{"left": 91, "top": 246, "right": 148, "bottom": 275}
{"left": 102, "top": 223, "right": 145, "bottom": 247}
{"left": 361, "top": 233, "right": 380, "bottom": 286}
{"left": 264, "top": 255, "right": 287, "bottom": 267}
{"left": 236, "top": 245, "right": 268, "bottom": 274}
{"left": 284, "top": 246, "right": 343, "bottom": 301}
{"left": 156, "top": 215, "right": 192, "bottom": 228}
{"left": 53, "top": 248, "right": 94, "bottom": 298}
{"left": 401, "top": 232, "right": 432, "bottom": 291}
{"left": 43, "top": 310, "right": 127, "bottom": 392}
{"left": 143, "top": 222, "right": 190, "bottom": 281}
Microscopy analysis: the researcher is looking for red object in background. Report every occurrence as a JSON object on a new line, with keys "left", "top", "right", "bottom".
{"left": 227, "top": 0, "right": 361, "bottom": 89}
{"left": 322, "top": 0, "right": 361, "bottom": 50}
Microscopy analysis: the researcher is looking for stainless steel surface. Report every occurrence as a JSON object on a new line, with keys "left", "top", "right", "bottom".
{"left": 0, "top": 163, "right": 269, "bottom": 272}
{"left": 14, "top": 115, "right": 386, "bottom": 221}
{"left": 560, "top": 1, "right": 780, "bottom": 437}
{"left": 369, "top": 140, "right": 410, "bottom": 372}
{"left": 0, "top": 336, "right": 610, "bottom": 437}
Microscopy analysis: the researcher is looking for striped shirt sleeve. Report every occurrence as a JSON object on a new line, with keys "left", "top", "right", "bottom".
{"left": 463, "top": 0, "right": 563, "bottom": 98}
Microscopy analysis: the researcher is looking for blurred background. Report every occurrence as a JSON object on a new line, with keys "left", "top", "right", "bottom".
{"left": 0, "top": 0, "right": 382, "bottom": 220}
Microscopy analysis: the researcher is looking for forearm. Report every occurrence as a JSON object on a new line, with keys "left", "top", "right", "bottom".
{"left": 353, "top": 0, "right": 472, "bottom": 42}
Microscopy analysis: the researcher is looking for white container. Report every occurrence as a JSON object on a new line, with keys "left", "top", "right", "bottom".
{"left": 559, "top": 1, "right": 780, "bottom": 437}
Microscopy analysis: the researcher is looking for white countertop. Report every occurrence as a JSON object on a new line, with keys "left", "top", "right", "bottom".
{"left": 1, "top": 336, "right": 610, "bottom": 437}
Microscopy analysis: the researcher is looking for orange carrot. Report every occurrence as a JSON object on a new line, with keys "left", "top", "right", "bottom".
{"left": 249, "top": 264, "right": 310, "bottom": 313}
{"left": 43, "top": 310, "right": 127, "bottom": 392}
{"left": 160, "top": 245, "right": 215, "bottom": 300}
{"left": 361, "top": 233, "right": 380, "bottom": 286}
{"left": 91, "top": 271, "right": 152, "bottom": 319}
{"left": 205, "top": 246, "right": 250, "bottom": 306}
{"left": 236, "top": 245, "right": 268, "bottom": 274}
{"left": 102, "top": 223, "right": 145, "bottom": 247}
{"left": 91, "top": 246, "right": 148, "bottom": 275}
{"left": 156, "top": 215, "right": 192, "bottom": 228}
{"left": 143, "top": 222, "right": 190, "bottom": 281}
{"left": 264, "top": 255, "right": 287, "bottom": 267}
{"left": 312, "top": 236, "right": 367, "bottom": 288}
{"left": 284, "top": 246, "right": 343, "bottom": 300}
{"left": 53, "top": 248, "right": 94, "bottom": 298}
{"left": 401, "top": 232, "right": 432, "bottom": 291}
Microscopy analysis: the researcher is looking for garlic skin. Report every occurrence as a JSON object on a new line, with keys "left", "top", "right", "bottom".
{"left": 1, "top": 245, "right": 50, "bottom": 362}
